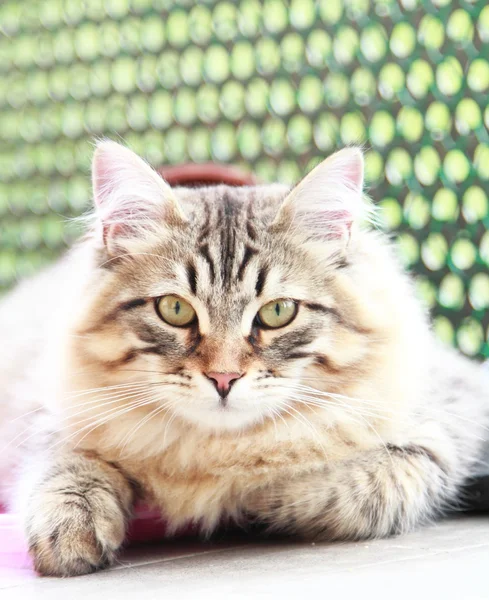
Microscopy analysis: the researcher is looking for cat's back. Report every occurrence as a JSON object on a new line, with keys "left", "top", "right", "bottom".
{"left": 0, "top": 244, "right": 95, "bottom": 414}
{"left": 0, "top": 249, "right": 89, "bottom": 496}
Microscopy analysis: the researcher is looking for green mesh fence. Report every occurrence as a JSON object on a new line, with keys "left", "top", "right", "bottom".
{"left": 1, "top": 0, "right": 489, "bottom": 357}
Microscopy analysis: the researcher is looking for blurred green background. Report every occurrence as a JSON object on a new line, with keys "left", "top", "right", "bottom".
{"left": 1, "top": 0, "right": 489, "bottom": 357}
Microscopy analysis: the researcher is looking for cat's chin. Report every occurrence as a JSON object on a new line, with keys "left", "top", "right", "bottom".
{"left": 175, "top": 405, "right": 266, "bottom": 433}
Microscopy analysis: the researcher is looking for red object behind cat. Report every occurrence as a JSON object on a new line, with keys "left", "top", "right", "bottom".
{"left": 158, "top": 163, "right": 256, "bottom": 187}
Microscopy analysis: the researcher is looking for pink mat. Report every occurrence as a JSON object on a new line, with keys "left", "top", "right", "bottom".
{"left": 0, "top": 505, "right": 179, "bottom": 572}
{"left": 0, "top": 510, "right": 31, "bottom": 570}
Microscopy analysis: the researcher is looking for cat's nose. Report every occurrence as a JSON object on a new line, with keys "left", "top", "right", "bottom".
{"left": 205, "top": 372, "right": 243, "bottom": 398}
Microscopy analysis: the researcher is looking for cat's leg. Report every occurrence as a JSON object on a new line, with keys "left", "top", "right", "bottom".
{"left": 16, "top": 449, "right": 134, "bottom": 576}
{"left": 244, "top": 444, "right": 455, "bottom": 540}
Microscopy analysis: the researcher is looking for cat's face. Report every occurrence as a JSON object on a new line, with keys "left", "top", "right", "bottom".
{"left": 70, "top": 142, "right": 373, "bottom": 433}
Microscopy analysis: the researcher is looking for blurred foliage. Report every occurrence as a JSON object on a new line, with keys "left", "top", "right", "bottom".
{"left": 1, "top": 0, "right": 489, "bottom": 357}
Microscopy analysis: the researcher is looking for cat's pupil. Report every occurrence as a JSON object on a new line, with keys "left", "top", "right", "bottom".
{"left": 175, "top": 301, "right": 180, "bottom": 315}
{"left": 274, "top": 303, "right": 280, "bottom": 316}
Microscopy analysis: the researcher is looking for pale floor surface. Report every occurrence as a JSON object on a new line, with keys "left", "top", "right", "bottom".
{"left": 1, "top": 516, "right": 488, "bottom": 600}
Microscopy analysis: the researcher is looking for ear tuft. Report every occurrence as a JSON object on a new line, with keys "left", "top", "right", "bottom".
{"left": 328, "top": 147, "right": 364, "bottom": 193}
{"left": 273, "top": 147, "right": 367, "bottom": 244}
{"left": 91, "top": 140, "right": 185, "bottom": 253}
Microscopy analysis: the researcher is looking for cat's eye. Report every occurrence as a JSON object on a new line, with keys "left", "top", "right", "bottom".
{"left": 256, "top": 300, "right": 298, "bottom": 329}
{"left": 156, "top": 295, "right": 196, "bottom": 327}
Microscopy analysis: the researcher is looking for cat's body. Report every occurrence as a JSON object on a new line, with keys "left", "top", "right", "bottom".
{"left": 0, "top": 142, "right": 488, "bottom": 576}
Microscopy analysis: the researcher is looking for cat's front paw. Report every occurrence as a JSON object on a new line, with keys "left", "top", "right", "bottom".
{"left": 27, "top": 489, "right": 128, "bottom": 577}
{"left": 24, "top": 454, "right": 134, "bottom": 578}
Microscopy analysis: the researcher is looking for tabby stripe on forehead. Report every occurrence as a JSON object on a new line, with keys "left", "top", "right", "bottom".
{"left": 186, "top": 262, "right": 198, "bottom": 295}
{"left": 197, "top": 202, "right": 211, "bottom": 243}
{"left": 255, "top": 266, "right": 267, "bottom": 296}
{"left": 246, "top": 220, "right": 257, "bottom": 241}
{"left": 199, "top": 243, "right": 215, "bottom": 283}
{"left": 246, "top": 200, "right": 257, "bottom": 241}
{"left": 219, "top": 194, "right": 238, "bottom": 285}
{"left": 237, "top": 245, "right": 258, "bottom": 281}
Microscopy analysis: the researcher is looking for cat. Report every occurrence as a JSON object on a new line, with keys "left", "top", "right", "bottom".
{"left": 0, "top": 140, "right": 488, "bottom": 577}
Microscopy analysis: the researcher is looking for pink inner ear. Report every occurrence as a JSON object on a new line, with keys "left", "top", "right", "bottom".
{"left": 319, "top": 209, "right": 352, "bottom": 240}
{"left": 92, "top": 151, "right": 118, "bottom": 206}
{"left": 343, "top": 156, "right": 364, "bottom": 192}
{"left": 92, "top": 165, "right": 109, "bottom": 205}
{"left": 92, "top": 142, "right": 148, "bottom": 207}
{"left": 300, "top": 209, "right": 352, "bottom": 241}
{"left": 102, "top": 222, "right": 132, "bottom": 245}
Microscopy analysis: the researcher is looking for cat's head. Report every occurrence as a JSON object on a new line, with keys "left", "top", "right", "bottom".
{"left": 66, "top": 141, "right": 422, "bottom": 442}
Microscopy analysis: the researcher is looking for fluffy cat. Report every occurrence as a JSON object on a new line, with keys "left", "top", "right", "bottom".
{"left": 0, "top": 141, "right": 487, "bottom": 577}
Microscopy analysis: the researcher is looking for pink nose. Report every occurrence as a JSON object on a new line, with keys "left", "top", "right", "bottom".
{"left": 205, "top": 372, "right": 243, "bottom": 398}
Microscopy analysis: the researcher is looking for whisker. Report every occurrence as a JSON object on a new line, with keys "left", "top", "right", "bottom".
{"left": 117, "top": 397, "right": 175, "bottom": 454}
{"left": 289, "top": 395, "right": 392, "bottom": 422}
{"left": 277, "top": 403, "right": 329, "bottom": 458}
{"left": 61, "top": 393, "right": 161, "bottom": 436}
{"left": 283, "top": 394, "right": 365, "bottom": 428}
{"left": 8, "top": 390, "right": 162, "bottom": 455}
{"left": 284, "top": 390, "right": 395, "bottom": 465}
{"left": 162, "top": 406, "right": 180, "bottom": 448}
{"left": 291, "top": 382, "right": 489, "bottom": 438}
{"left": 52, "top": 396, "right": 163, "bottom": 452}
{"left": 290, "top": 383, "right": 389, "bottom": 409}
{"left": 9, "top": 380, "right": 173, "bottom": 427}
{"left": 6, "top": 383, "right": 165, "bottom": 437}
{"left": 53, "top": 388, "right": 163, "bottom": 426}
{"left": 65, "top": 381, "right": 163, "bottom": 399}
{"left": 98, "top": 252, "right": 181, "bottom": 270}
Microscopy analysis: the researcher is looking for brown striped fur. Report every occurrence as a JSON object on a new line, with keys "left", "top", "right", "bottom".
{"left": 1, "top": 142, "right": 488, "bottom": 576}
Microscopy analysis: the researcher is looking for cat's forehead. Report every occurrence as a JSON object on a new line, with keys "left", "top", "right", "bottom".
{"left": 113, "top": 183, "right": 327, "bottom": 310}
{"left": 161, "top": 185, "right": 293, "bottom": 305}
{"left": 174, "top": 183, "right": 290, "bottom": 229}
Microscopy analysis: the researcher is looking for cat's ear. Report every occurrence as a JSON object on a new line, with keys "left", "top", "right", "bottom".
{"left": 92, "top": 140, "right": 186, "bottom": 253}
{"left": 272, "top": 147, "right": 366, "bottom": 244}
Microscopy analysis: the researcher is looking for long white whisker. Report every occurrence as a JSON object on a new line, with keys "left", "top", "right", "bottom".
{"left": 283, "top": 387, "right": 392, "bottom": 421}
{"left": 162, "top": 406, "right": 180, "bottom": 448}
{"left": 65, "top": 381, "right": 162, "bottom": 399}
{"left": 278, "top": 403, "right": 329, "bottom": 458}
{"left": 285, "top": 390, "right": 394, "bottom": 465}
{"left": 292, "top": 382, "right": 489, "bottom": 437}
{"left": 63, "top": 393, "right": 161, "bottom": 436}
{"left": 8, "top": 393, "right": 158, "bottom": 455}
{"left": 290, "top": 383, "right": 390, "bottom": 410}
{"left": 54, "top": 387, "right": 167, "bottom": 424}
{"left": 117, "top": 397, "right": 176, "bottom": 454}
{"left": 54, "top": 395, "right": 163, "bottom": 452}
{"left": 7, "top": 381, "right": 170, "bottom": 428}
{"left": 2, "top": 387, "right": 164, "bottom": 453}
{"left": 98, "top": 252, "right": 181, "bottom": 270}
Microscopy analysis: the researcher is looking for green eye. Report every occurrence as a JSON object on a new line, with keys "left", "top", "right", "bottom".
{"left": 156, "top": 295, "right": 196, "bottom": 327}
{"left": 256, "top": 300, "right": 298, "bottom": 329}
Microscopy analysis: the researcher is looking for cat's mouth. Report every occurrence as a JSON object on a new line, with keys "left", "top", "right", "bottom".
{"left": 170, "top": 392, "right": 265, "bottom": 431}
{"left": 216, "top": 395, "right": 231, "bottom": 409}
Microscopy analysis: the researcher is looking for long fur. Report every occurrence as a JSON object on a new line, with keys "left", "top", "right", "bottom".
{"left": 0, "top": 141, "right": 488, "bottom": 576}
